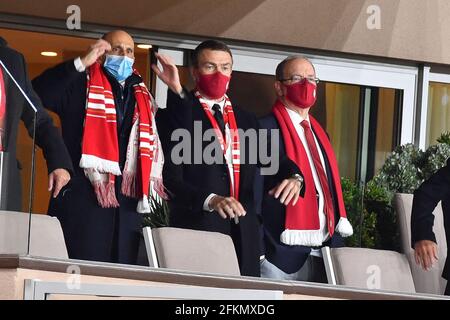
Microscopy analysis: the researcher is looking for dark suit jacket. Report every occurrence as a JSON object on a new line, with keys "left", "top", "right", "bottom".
{"left": 411, "top": 159, "right": 450, "bottom": 280}
{"left": 256, "top": 114, "right": 344, "bottom": 274}
{"left": 156, "top": 89, "right": 300, "bottom": 277}
{"left": 32, "top": 59, "right": 145, "bottom": 264}
{"left": 0, "top": 37, "right": 72, "bottom": 211}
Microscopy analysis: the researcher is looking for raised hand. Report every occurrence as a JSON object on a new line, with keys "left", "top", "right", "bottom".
{"left": 151, "top": 52, "right": 183, "bottom": 94}
{"left": 80, "top": 39, "right": 112, "bottom": 68}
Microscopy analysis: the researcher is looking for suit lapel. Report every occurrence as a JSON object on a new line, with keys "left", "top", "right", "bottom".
{"left": 192, "top": 96, "right": 213, "bottom": 130}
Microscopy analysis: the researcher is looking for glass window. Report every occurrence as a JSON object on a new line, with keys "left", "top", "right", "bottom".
{"left": 373, "top": 88, "right": 401, "bottom": 174}
{"left": 226, "top": 72, "right": 402, "bottom": 182}
{"left": 311, "top": 83, "right": 361, "bottom": 180}
{"left": 426, "top": 82, "right": 450, "bottom": 147}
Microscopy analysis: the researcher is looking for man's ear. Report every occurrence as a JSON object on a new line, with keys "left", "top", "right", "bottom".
{"left": 190, "top": 66, "right": 197, "bottom": 82}
{"left": 274, "top": 81, "right": 283, "bottom": 97}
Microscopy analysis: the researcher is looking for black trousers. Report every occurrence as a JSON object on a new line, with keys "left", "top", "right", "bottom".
{"left": 48, "top": 175, "right": 142, "bottom": 265}
{"left": 445, "top": 283, "right": 450, "bottom": 296}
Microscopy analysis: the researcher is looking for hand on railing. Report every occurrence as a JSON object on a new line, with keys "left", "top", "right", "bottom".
{"left": 414, "top": 240, "right": 438, "bottom": 271}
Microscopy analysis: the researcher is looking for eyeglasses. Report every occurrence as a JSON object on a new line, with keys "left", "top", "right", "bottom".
{"left": 278, "top": 75, "right": 320, "bottom": 85}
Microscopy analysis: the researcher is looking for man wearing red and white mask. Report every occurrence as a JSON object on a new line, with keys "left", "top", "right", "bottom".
{"left": 257, "top": 56, "right": 354, "bottom": 282}
{"left": 154, "top": 40, "right": 303, "bottom": 277}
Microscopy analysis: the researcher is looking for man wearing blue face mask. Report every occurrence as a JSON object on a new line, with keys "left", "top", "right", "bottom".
{"left": 32, "top": 30, "right": 165, "bottom": 265}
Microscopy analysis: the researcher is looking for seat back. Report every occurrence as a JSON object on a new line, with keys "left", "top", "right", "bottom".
{"left": 323, "top": 247, "right": 416, "bottom": 293}
{"left": 143, "top": 227, "right": 240, "bottom": 276}
{"left": 394, "top": 193, "right": 447, "bottom": 294}
{"left": 0, "top": 210, "right": 68, "bottom": 259}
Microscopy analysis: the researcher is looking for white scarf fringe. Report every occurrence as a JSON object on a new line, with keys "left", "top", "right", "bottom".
{"left": 281, "top": 217, "right": 354, "bottom": 247}
{"left": 80, "top": 154, "right": 122, "bottom": 176}
{"left": 335, "top": 217, "right": 354, "bottom": 237}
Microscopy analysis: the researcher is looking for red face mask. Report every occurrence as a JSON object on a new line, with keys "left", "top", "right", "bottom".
{"left": 285, "top": 79, "right": 317, "bottom": 109}
{"left": 196, "top": 72, "right": 231, "bottom": 99}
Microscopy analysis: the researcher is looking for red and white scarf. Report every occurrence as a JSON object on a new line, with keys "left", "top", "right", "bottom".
{"left": 195, "top": 91, "right": 240, "bottom": 200}
{"left": 0, "top": 68, "right": 6, "bottom": 151}
{"left": 80, "top": 62, "right": 166, "bottom": 213}
{"left": 273, "top": 100, "right": 353, "bottom": 247}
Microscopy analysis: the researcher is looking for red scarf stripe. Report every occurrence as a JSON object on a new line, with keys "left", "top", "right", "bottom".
{"left": 195, "top": 91, "right": 240, "bottom": 200}
{"left": 273, "top": 101, "right": 348, "bottom": 234}
{"left": 134, "top": 81, "right": 155, "bottom": 200}
{"left": 309, "top": 116, "right": 347, "bottom": 220}
{"left": 87, "top": 101, "right": 114, "bottom": 108}
{"left": 82, "top": 62, "right": 162, "bottom": 209}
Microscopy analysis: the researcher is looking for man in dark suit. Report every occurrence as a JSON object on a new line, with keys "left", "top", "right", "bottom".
{"left": 32, "top": 30, "right": 164, "bottom": 265}
{"left": 153, "top": 40, "right": 302, "bottom": 277}
{"left": 0, "top": 36, "right": 72, "bottom": 211}
{"left": 257, "top": 56, "right": 354, "bottom": 282}
{"left": 411, "top": 159, "right": 450, "bottom": 295}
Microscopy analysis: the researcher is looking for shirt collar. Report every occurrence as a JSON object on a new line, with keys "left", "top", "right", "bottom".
{"left": 202, "top": 96, "right": 226, "bottom": 111}
{"left": 284, "top": 106, "right": 310, "bottom": 125}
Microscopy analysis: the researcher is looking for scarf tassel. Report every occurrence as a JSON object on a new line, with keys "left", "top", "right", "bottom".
{"left": 151, "top": 177, "right": 169, "bottom": 200}
{"left": 121, "top": 170, "right": 138, "bottom": 198}
{"left": 137, "top": 194, "right": 151, "bottom": 214}
{"left": 336, "top": 217, "right": 354, "bottom": 237}
{"left": 93, "top": 181, "right": 120, "bottom": 208}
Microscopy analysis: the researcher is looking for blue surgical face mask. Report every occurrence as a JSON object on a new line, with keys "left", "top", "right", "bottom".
{"left": 103, "top": 54, "right": 134, "bottom": 81}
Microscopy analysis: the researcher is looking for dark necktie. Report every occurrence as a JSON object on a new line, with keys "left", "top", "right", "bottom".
{"left": 212, "top": 104, "right": 226, "bottom": 139}
{"left": 300, "top": 120, "right": 335, "bottom": 236}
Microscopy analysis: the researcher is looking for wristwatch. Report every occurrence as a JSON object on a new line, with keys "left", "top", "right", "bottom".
{"left": 291, "top": 173, "right": 304, "bottom": 185}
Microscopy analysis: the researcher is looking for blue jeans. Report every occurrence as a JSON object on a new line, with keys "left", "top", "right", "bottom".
{"left": 260, "top": 255, "right": 327, "bottom": 283}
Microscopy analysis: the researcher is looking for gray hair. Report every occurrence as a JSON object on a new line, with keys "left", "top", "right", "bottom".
{"left": 275, "top": 55, "right": 316, "bottom": 80}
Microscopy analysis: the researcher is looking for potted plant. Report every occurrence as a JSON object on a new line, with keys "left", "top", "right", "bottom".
{"left": 343, "top": 134, "right": 450, "bottom": 251}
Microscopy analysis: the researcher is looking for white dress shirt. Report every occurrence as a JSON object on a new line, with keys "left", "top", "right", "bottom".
{"left": 202, "top": 98, "right": 234, "bottom": 211}
{"left": 285, "top": 107, "right": 330, "bottom": 248}
{"left": 74, "top": 57, "right": 86, "bottom": 72}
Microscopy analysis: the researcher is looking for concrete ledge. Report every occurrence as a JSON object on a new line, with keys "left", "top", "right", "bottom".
{"left": 1, "top": 254, "right": 448, "bottom": 300}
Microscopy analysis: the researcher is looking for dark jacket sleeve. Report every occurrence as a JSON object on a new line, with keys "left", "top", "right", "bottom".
{"left": 411, "top": 159, "right": 450, "bottom": 247}
{"left": 19, "top": 54, "right": 73, "bottom": 174}
{"left": 32, "top": 59, "right": 85, "bottom": 115}
{"left": 257, "top": 115, "right": 304, "bottom": 194}
{"left": 155, "top": 88, "right": 214, "bottom": 214}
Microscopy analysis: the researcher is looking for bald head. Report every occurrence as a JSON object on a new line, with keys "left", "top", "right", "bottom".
{"left": 102, "top": 30, "right": 135, "bottom": 59}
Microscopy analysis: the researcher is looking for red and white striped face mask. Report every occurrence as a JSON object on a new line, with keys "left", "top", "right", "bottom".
{"left": 196, "top": 71, "right": 231, "bottom": 100}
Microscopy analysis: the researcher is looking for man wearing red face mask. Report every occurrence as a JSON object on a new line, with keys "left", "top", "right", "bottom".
{"left": 154, "top": 41, "right": 303, "bottom": 277}
{"left": 256, "top": 56, "right": 354, "bottom": 282}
